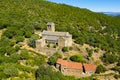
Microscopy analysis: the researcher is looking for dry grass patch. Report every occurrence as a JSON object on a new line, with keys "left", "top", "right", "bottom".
{"left": 0, "top": 30, "right": 2, "bottom": 38}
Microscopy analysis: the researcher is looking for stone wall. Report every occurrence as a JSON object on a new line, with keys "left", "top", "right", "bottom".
{"left": 61, "top": 66, "right": 83, "bottom": 77}
{"left": 36, "top": 39, "right": 45, "bottom": 49}
{"left": 85, "top": 70, "right": 95, "bottom": 74}
{"left": 38, "top": 47, "right": 58, "bottom": 57}
{"left": 56, "top": 63, "right": 96, "bottom": 77}
{"left": 58, "top": 37, "right": 66, "bottom": 48}
{"left": 56, "top": 64, "right": 83, "bottom": 77}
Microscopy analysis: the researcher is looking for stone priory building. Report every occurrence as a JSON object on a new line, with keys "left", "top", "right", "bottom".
{"left": 36, "top": 22, "right": 72, "bottom": 54}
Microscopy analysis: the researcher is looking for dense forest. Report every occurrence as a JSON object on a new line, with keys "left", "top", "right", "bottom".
{"left": 0, "top": 0, "right": 120, "bottom": 79}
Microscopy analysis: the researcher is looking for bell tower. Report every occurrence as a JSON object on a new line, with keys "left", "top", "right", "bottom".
{"left": 47, "top": 22, "right": 55, "bottom": 32}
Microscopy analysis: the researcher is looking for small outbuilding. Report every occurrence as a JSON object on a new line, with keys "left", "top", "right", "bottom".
{"left": 56, "top": 59, "right": 83, "bottom": 76}
{"left": 83, "top": 64, "right": 96, "bottom": 74}
{"left": 56, "top": 59, "right": 97, "bottom": 77}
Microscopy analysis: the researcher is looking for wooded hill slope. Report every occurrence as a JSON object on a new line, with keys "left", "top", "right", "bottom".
{"left": 0, "top": 0, "right": 120, "bottom": 79}
{"left": 1, "top": 0, "right": 120, "bottom": 53}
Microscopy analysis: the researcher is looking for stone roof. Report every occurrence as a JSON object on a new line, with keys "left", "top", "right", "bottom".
{"left": 42, "top": 30, "right": 71, "bottom": 37}
{"left": 57, "top": 59, "right": 83, "bottom": 70}
{"left": 46, "top": 36, "right": 59, "bottom": 41}
{"left": 83, "top": 64, "right": 96, "bottom": 71}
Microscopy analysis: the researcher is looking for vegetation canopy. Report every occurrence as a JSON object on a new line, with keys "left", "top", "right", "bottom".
{"left": 0, "top": 0, "right": 120, "bottom": 79}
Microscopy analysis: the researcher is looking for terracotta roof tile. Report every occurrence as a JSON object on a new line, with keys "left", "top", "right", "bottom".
{"left": 57, "top": 59, "right": 82, "bottom": 70}
{"left": 67, "top": 61, "right": 82, "bottom": 69}
{"left": 57, "top": 58, "right": 68, "bottom": 66}
{"left": 84, "top": 64, "right": 96, "bottom": 71}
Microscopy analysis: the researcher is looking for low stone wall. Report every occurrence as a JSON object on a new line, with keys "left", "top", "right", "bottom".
{"left": 61, "top": 68, "right": 83, "bottom": 77}
{"left": 38, "top": 47, "right": 59, "bottom": 57}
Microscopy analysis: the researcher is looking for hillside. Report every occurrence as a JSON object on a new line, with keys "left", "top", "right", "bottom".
{"left": 0, "top": 0, "right": 120, "bottom": 80}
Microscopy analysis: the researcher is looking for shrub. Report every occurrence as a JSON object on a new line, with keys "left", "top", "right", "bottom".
{"left": 0, "top": 36, "right": 14, "bottom": 47}
{"left": 114, "top": 74, "right": 120, "bottom": 79}
{"left": 28, "top": 38, "right": 36, "bottom": 48}
{"left": 15, "top": 45, "right": 20, "bottom": 52}
{"left": 34, "top": 56, "right": 46, "bottom": 66}
{"left": 0, "top": 23, "right": 7, "bottom": 29}
{"left": 69, "top": 47, "right": 73, "bottom": 50}
{"left": 70, "top": 54, "right": 86, "bottom": 63}
{"left": 3, "top": 53, "right": 20, "bottom": 63}
{"left": 4, "top": 67, "right": 18, "bottom": 78}
{"left": 53, "top": 52, "right": 62, "bottom": 58}
{"left": 0, "top": 47, "right": 6, "bottom": 55}
{"left": 3, "top": 29, "right": 14, "bottom": 39}
{"left": 35, "top": 65, "right": 66, "bottom": 80}
{"left": 20, "top": 49, "right": 29, "bottom": 60}
{"left": 62, "top": 47, "right": 69, "bottom": 52}
{"left": 86, "top": 48, "right": 93, "bottom": 57}
{"left": 17, "top": 64, "right": 35, "bottom": 73}
{"left": 3, "top": 63, "right": 18, "bottom": 78}
{"left": 94, "top": 48, "right": 99, "bottom": 53}
{"left": 112, "top": 66, "right": 120, "bottom": 73}
{"left": 48, "top": 56, "right": 57, "bottom": 65}
{"left": 15, "top": 36, "right": 24, "bottom": 43}
{"left": 117, "top": 60, "right": 120, "bottom": 66}
{"left": 0, "top": 72, "right": 7, "bottom": 79}
{"left": 48, "top": 52, "right": 62, "bottom": 65}
{"left": 9, "top": 53, "right": 20, "bottom": 63}
{"left": 95, "top": 64, "right": 106, "bottom": 74}
{"left": 26, "top": 60, "right": 34, "bottom": 66}
{"left": 53, "top": 44, "right": 57, "bottom": 48}
{"left": 102, "top": 52, "right": 118, "bottom": 64}
{"left": 6, "top": 46, "right": 16, "bottom": 55}
{"left": 47, "top": 43, "right": 50, "bottom": 48}
{"left": 78, "top": 76, "right": 98, "bottom": 80}
{"left": 19, "top": 72, "right": 29, "bottom": 78}
{"left": 25, "top": 31, "right": 32, "bottom": 38}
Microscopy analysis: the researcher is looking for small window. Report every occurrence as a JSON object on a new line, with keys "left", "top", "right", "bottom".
{"left": 48, "top": 25, "right": 51, "bottom": 27}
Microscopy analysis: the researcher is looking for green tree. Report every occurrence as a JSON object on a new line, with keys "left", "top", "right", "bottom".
{"left": 117, "top": 59, "right": 120, "bottom": 66}
{"left": 6, "top": 46, "right": 16, "bottom": 55}
{"left": 48, "top": 52, "right": 62, "bottom": 65}
{"left": 3, "top": 27, "right": 17, "bottom": 39}
{"left": 86, "top": 48, "right": 93, "bottom": 57}
{"left": 102, "top": 52, "right": 118, "bottom": 64}
{"left": 15, "top": 45, "right": 20, "bottom": 52}
{"left": 8, "top": 53, "right": 20, "bottom": 63}
{"left": 28, "top": 38, "right": 36, "bottom": 48}
{"left": 95, "top": 64, "right": 106, "bottom": 74}
{"left": 25, "top": 31, "right": 32, "bottom": 38}
{"left": 35, "top": 65, "right": 66, "bottom": 80}
{"left": 114, "top": 74, "right": 120, "bottom": 79}
{"left": 62, "top": 47, "right": 69, "bottom": 52}
{"left": 0, "top": 47, "right": 6, "bottom": 55}
{"left": 70, "top": 54, "right": 86, "bottom": 63}
{"left": 15, "top": 36, "right": 24, "bottom": 43}
{"left": 3, "top": 63, "right": 18, "bottom": 78}
{"left": 20, "top": 49, "right": 29, "bottom": 60}
{"left": 48, "top": 56, "right": 57, "bottom": 65}
{"left": 47, "top": 43, "right": 50, "bottom": 48}
{"left": 34, "top": 56, "right": 46, "bottom": 66}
